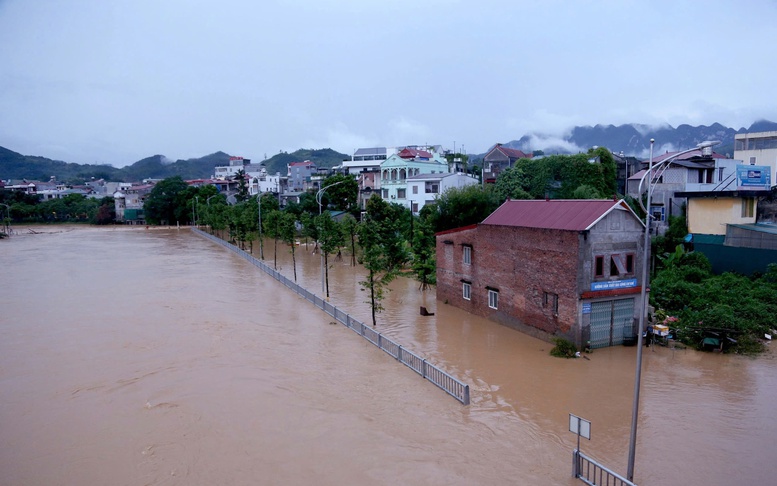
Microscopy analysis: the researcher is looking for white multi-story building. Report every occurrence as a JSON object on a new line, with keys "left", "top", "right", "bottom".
{"left": 406, "top": 172, "right": 479, "bottom": 214}
{"left": 734, "top": 131, "right": 777, "bottom": 188}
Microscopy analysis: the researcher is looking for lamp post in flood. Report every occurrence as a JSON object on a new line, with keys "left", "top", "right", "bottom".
{"left": 627, "top": 139, "right": 720, "bottom": 481}
{"left": 316, "top": 180, "right": 347, "bottom": 296}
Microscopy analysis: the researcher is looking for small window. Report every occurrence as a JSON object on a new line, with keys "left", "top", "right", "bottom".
{"left": 412, "top": 186, "right": 418, "bottom": 194}
{"left": 625, "top": 254, "right": 635, "bottom": 274}
{"left": 595, "top": 256, "right": 604, "bottom": 277}
{"left": 463, "top": 283, "right": 471, "bottom": 300}
{"left": 488, "top": 289, "right": 499, "bottom": 309}
{"left": 397, "top": 188, "right": 406, "bottom": 199}
{"left": 543, "top": 291, "right": 559, "bottom": 315}
{"left": 611, "top": 254, "right": 627, "bottom": 276}
{"left": 463, "top": 245, "right": 472, "bottom": 265}
{"left": 382, "top": 189, "right": 388, "bottom": 198}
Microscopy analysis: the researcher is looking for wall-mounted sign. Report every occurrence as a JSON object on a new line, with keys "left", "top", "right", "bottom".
{"left": 582, "top": 302, "right": 592, "bottom": 314}
{"left": 737, "top": 165, "right": 772, "bottom": 190}
{"left": 591, "top": 279, "right": 637, "bottom": 291}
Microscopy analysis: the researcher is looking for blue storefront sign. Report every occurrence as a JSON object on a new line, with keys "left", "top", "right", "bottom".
{"left": 582, "top": 302, "right": 591, "bottom": 314}
{"left": 591, "top": 279, "right": 637, "bottom": 291}
{"left": 737, "top": 165, "right": 772, "bottom": 190}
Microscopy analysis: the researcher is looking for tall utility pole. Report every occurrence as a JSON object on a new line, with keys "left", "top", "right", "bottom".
{"left": 627, "top": 139, "right": 720, "bottom": 481}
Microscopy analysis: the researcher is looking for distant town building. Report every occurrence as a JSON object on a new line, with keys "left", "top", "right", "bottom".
{"left": 482, "top": 143, "right": 531, "bottom": 183}
{"left": 406, "top": 172, "right": 479, "bottom": 214}
{"left": 287, "top": 161, "right": 316, "bottom": 192}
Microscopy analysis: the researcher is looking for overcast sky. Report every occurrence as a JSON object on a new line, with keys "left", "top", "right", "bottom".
{"left": 1, "top": 0, "right": 776, "bottom": 167}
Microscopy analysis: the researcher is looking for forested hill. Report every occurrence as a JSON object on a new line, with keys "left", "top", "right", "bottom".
{"left": 0, "top": 147, "right": 347, "bottom": 183}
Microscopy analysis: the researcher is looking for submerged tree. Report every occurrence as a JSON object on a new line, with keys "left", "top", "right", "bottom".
{"left": 279, "top": 211, "right": 299, "bottom": 282}
{"left": 412, "top": 208, "right": 437, "bottom": 290}
{"left": 358, "top": 195, "right": 405, "bottom": 326}
{"left": 263, "top": 209, "right": 283, "bottom": 270}
{"left": 340, "top": 213, "right": 359, "bottom": 266}
{"left": 317, "top": 211, "right": 344, "bottom": 298}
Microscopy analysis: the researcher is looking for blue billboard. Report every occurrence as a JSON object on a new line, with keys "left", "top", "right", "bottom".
{"left": 591, "top": 279, "right": 637, "bottom": 291}
{"left": 737, "top": 165, "right": 772, "bottom": 190}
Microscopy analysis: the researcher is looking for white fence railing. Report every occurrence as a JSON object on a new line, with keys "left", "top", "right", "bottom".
{"left": 193, "top": 228, "right": 470, "bottom": 405}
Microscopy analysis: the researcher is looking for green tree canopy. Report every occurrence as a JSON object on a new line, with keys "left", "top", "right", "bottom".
{"left": 143, "top": 176, "right": 190, "bottom": 225}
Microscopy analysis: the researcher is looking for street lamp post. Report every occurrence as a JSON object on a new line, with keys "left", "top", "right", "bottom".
{"left": 316, "top": 180, "right": 347, "bottom": 296}
{"left": 626, "top": 139, "right": 720, "bottom": 481}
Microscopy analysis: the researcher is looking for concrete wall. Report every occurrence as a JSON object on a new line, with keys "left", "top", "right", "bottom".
{"left": 688, "top": 197, "right": 756, "bottom": 235}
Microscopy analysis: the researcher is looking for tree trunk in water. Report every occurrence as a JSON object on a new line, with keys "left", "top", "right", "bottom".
{"left": 325, "top": 252, "right": 330, "bottom": 298}
{"left": 370, "top": 269, "right": 376, "bottom": 327}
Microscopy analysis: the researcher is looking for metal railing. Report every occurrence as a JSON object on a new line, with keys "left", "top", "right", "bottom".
{"left": 193, "top": 228, "right": 470, "bottom": 405}
{"left": 573, "top": 449, "right": 637, "bottom": 486}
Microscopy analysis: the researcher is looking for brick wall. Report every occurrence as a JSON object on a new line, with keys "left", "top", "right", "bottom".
{"left": 436, "top": 224, "right": 582, "bottom": 343}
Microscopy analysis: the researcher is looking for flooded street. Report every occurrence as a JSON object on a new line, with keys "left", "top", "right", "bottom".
{"left": 2, "top": 226, "right": 776, "bottom": 485}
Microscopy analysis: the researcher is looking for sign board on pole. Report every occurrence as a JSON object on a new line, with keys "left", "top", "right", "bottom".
{"left": 569, "top": 414, "right": 591, "bottom": 440}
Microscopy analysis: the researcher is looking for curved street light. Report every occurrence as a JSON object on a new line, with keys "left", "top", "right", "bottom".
{"left": 316, "top": 179, "right": 348, "bottom": 296}
{"left": 627, "top": 139, "right": 720, "bottom": 481}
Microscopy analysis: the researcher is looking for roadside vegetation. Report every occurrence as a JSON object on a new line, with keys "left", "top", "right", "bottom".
{"left": 0, "top": 190, "right": 115, "bottom": 226}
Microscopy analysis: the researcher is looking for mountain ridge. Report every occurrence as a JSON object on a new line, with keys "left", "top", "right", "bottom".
{"left": 502, "top": 120, "right": 777, "bottom": 158}
{"left": 3, "top": 120, "right": 775, "bottom": 183}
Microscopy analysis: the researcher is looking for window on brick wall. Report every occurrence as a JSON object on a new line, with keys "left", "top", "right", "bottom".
{"left": 463, "top": 245, "right": 472, "bottom": 265}
{"left": 543, "top": 291, "right": 559, "bottom": 315}
{"left": 488, "top": 289, "right": 499, "bottom": 309}
{"left": 462, "top": 282, "right": 471, "bottom": 300}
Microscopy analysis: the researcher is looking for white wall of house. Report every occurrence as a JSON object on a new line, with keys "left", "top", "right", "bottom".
{"left": 406, "top": 173, "right": 478, "bottom": 214}
{"left": 735, "top": 131, "right": 777, "bottom": 188}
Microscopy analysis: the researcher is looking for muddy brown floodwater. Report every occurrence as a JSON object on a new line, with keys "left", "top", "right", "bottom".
{"left": 1, "top": 226, "right": 775, "bottom": 485}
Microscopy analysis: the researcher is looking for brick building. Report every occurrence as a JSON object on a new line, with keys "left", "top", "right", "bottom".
{"left": 436, "top": 199, "right": 646, "bottom": 348}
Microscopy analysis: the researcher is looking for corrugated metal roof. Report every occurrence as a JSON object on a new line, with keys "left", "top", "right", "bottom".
{"left": 354, "top": 147, "right": 387, "bottom": 156}
{"left": 481, "top": 199, "right": 633, "bottom": 231}
{"left": 497, "top": 145, "right": 530, "bottom": 159}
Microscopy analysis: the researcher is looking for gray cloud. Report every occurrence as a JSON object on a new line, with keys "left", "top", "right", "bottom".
{"left": 1, "top": 0, "right": 775, "bottom": 167}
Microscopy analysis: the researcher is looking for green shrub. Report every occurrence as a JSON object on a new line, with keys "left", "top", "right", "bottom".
{"left": 550, "top": 337, "right": 578, "bottom": 358}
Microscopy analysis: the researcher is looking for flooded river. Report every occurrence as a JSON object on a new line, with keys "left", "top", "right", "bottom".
{"left": 1, "top": 226, "right": 775, "bottom": 485}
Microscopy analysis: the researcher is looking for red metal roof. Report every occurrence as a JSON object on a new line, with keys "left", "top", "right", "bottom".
{"left": 481, "top": 199, "right": 632, "bottom": 231}
{"left": 496, "top": 145, "right": 530, "bottom": 159}
{"left": 398, "top": 148, "right": 433, "bottom": 159}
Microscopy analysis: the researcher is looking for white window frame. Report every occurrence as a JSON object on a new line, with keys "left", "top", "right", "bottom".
{"left": 463, "top": 245, "right": 471, "bottom": 265}
{"left": 463, "top": 282, "right": 471, "bottom": 300}
{"left": 488, "top": 289, "right": 498, "bottom": 309}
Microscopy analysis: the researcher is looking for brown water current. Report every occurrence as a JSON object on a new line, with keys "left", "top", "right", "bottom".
{"left": 1, "top": 226, "right": 776, "bottom": 485}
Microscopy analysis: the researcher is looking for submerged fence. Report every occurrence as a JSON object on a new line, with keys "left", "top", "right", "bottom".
{"left": 193, "top": 228, "right": 470, "bottom": 405}
{"left": 573, "top": 449, "right": 637, "bottom": 486}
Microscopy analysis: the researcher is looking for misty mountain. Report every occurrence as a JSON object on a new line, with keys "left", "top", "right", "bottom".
{"left": 503, "top": 120, "right": 777, "bottom": 158}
